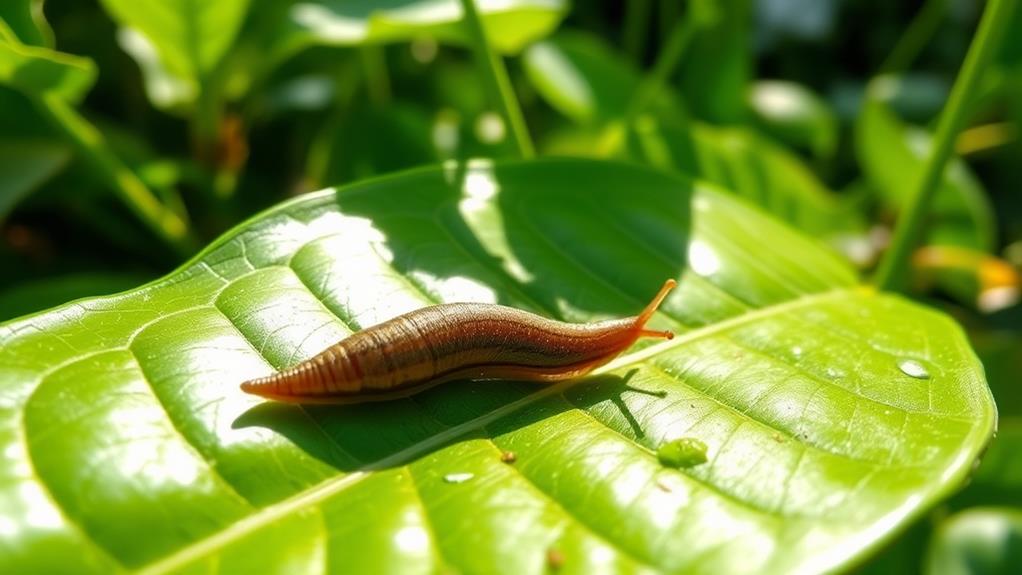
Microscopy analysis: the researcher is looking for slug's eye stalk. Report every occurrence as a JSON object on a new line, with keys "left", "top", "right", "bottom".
{"left": 636, "top": 279, "right": 677, "bottom": 340}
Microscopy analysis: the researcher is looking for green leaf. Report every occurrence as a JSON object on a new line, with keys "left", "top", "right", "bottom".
{"left": 0, "top": 159, "right": 994, "bottom": 574}
{"left": 0, "top": 20, "right": 96, "bottom": 102}
{"left": 747, "top": 80, "right": 838, "bottom": 159}
{"left": 98, "top": 0, "right": 251, "bottom": 108}
{"left": 0, "top": 0, "right": 53, "bottom": 46}
{"left": 677, "top": 0, "right": 750, "bottom": 124}
{"left": 951, "top": 421, "right": 1022, "bottom": 509}
{"left": 523, "top": 31, "right": 685, "bottom": 126}
{"left": 856, "top": 75, "right": 997, "bottom": 251}
{"left": 277, "top": 0, "right": 567, "bottom": 57}
{"left": 633, "top": 119, "right": 866, "bottom": 241}
{"left": 0, "top": 139, "right": 70, "bottom": 218}
{"left": 926, "top": 509, "right": 1022, "bottom": 575}
{"left": 524, "top": 34, "right": 863, "bottom": 244}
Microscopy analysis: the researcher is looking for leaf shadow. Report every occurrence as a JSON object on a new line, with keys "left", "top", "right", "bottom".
{"left": 233, "top": 159, "right": 694, "bottom": 473}
{"left": 233, "top": 370, "right": 659, "bottom": 473}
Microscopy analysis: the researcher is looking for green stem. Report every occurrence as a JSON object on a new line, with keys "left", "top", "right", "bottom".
{"left": 458, "top": 0, "right": 534, "bottom": 158}
{"left": 874, "top": 0, "right": 1017, "bottom": 291}
{"left": 880, "top": 0, "right": 948, "bottom": 74}
{"left": 623, "top": 0, "right": 653, "bottom": 63}
{"left": 360, "top": 45, "right": 391, "bottom": 107}
{"left": 37, "top": 94, "right": 196, "bottom": 257}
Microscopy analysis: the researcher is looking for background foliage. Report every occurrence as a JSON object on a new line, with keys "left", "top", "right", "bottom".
{"left": 1, "top": 0, "right": 1021, "bottom": 573}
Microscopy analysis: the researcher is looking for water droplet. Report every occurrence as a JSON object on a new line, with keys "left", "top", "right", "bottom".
{"left": 897, "top": 359, "right": 930, "bottom": 379}
{"left": 825, "top": 367, "right": 845, "bottom": 379}
{"left": 443, "top": 472, "right": 474, "bottom": 484}
{"left": 657, "top": 438, "right": 708, "bottom": 469}
{"left": 791, "top": 346, "right": 804, "bottom": 358}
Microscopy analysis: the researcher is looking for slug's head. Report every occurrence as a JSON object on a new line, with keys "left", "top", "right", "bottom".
{"left": 633, "top": 278, "right": 677, "bottom": 341}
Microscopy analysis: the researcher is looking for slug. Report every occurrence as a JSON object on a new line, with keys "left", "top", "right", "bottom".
{"left": 240, "top": 279, "right": 677, "bottom": 404}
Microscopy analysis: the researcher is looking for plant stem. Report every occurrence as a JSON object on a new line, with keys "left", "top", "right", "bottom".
{"left": 880, "top": 0, "right": 948, "bottom": 74}
{"left": 874, "top": 0, "right": 1017, "bottom": 292}
{"left": 360, "top": 45, "right": 391, "bottom": 107}
{"left": 37, "top": 94, "right": 197, "bottom": 257}
{"left": 458, "top": 0, "right": 534, "bottom": 158}
{"left": 623, "top": 0, "right": 653, "bottom": 63}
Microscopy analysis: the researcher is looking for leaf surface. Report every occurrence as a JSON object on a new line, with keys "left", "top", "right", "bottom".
{"left": 0, "top": 159, "right": 994, "bottom": 574}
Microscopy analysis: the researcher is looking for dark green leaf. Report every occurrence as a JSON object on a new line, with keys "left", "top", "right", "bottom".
{"left": 0, "top": 139, "right": 70, "bottom": 218}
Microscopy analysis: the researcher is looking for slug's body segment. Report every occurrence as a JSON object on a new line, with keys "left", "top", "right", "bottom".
{"left": 241, "top": 279, "right": 677, "bottom": 404}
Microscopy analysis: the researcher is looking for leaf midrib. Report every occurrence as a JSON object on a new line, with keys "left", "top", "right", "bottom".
{"left": 135, "top": 288, "right": 853, "bottom": 575}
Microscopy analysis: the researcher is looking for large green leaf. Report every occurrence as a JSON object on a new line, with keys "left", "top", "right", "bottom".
{"left": 0, "top": 159, "right": 994, "bottom": 573}
{"left": 856, "top": 75, "right": 997, "bottom": 251}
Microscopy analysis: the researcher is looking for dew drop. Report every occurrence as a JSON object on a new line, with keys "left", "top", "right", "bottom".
{"left": 825, "top": 367, "right": 845, "bottom": 379}
{"left": 791, "top": 346, "right": 804, "bottom": 359}
{"left": 657, "top": 438, "right": 708, "bottom": 469}
{"left": 897, "top": 359, "right": 930, "bottom": 379}
{"left": 443, "top": 472, "right": 474, "bottom": 484}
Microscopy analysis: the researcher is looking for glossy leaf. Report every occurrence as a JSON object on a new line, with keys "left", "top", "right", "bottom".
{"left": 0, "top": 159, "right": 994, "bottom": 574}
{"left": 926, "top": 508, "right": 1022, "bottom": 575}
{"left": 0, "top": 20, "right": 96, "bottom": 103}
{"left": 856, "top": 75, "right": 997, "bottom": 250}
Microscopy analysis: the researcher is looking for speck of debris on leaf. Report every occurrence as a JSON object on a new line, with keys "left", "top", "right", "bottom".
{"left": 547, "top": 548, "right": 564, "bottom": 570}
{"left": 500, "top": 451, "right": 517, "bottom": 464}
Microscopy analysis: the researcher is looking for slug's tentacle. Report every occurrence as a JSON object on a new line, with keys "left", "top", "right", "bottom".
{"left": 240, "top": 279, "right": 679, "bottom": 404}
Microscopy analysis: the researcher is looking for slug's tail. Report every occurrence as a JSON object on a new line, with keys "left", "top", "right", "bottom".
{"left": 636, "top": 278, "right": 677, "bottom": 340}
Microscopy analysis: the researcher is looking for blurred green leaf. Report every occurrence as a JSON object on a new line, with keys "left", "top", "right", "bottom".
{"left": 525, "top": 33, "right": 863, "bottom": 244}
{"left": 98, "top": 0, "right": 251, "bottom": 109}
{"left": 0, "top": 0, "right": 53, "bottom": 46}
{"left": 747, "top": 80, "right": 839, "bottom": 159}
{"left": 678, "top": 0, "right": 750, "bottom": 123}
{"left": 0, "top": 19, "right": 96, "bottom": 102}
{"left": 0, "top": 140, "right": 70, "bottom": 219}
{"left": 635, "top": 119, "right": 865, "bottom": 241}
{"left": 951, "top": 422, "right": 1022, "bottom": 509}
{"left": 926, "top": 508, "right": 1022, "bottom": 575}
{"left": 523, "top": 32, "right": 680, "bottom": 124}
{"left": 276, "top": 0, "right": 567, "bottom": 57}
{"left": 315, "top": 101, "right": 437, "bottom": 185}
{"left": 856, "top": 75, "right": 997, "bottom": 251}
{"left": 0, "top": 159, "right": 995, "bottom": 574}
